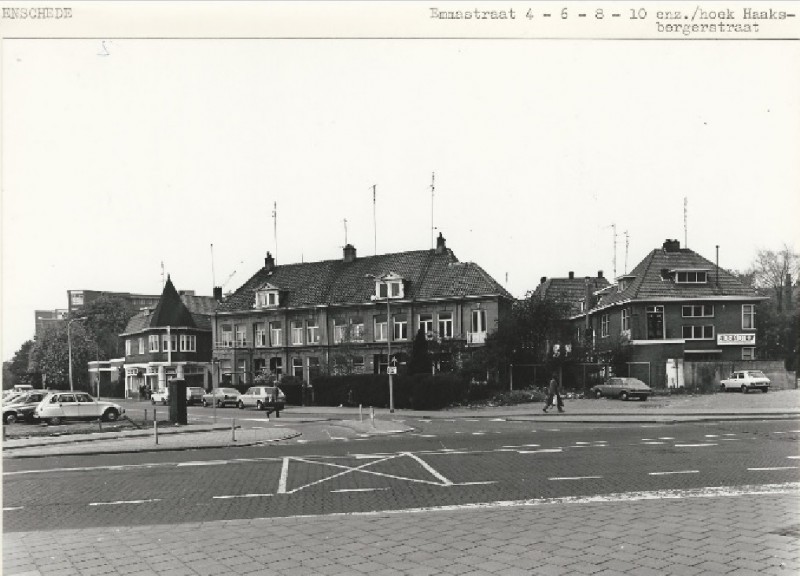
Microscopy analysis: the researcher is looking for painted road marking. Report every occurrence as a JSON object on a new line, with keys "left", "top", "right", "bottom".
{"left": 549, "top": 476, "right": 602, "bottom": 481}
{"left": 453, "top": 481, "right": 498, "bottom": 486}
{"left": 675, "top": 443, "right": 718, "bottom": 448}
{"left": 642, "top": 441, "right": 666, "bottom": 445}
{"left": 177, "top": 460, "right": 229, "bottom": 467}
{"left": 213, "top": 493, "right": 273, "bottom": 499}
{"left": 658, "top": 437, "right": 675, "bottom": 440}
{"left": 331, "top": 488, "right": 390, "bottom": 493}
{"left": 472, "top": 432, "right": 486, "bottom": 435}
{"left": 787, "top": 456, "right": 800, "bottom": 460}
{"left": 3, "top": 507, "right": 23, "bottom": 511}
{"left": 649, "top": 470, "right": 700, "bottom": 476}
{"left": 748, "top": 467, "right": 799, "bottom": 471}
{"left": 518, "top": 448, "right": 563, "bottom": 454}
{"left": 89, "top": 499, "right": 162, "bottom": 506}
{"left": 705, "top": 435, "right": 720, "bottom": 438}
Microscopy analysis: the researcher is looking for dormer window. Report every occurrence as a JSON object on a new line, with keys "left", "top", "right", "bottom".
{"left": 673, "top": 270, "right": 708, "bottom": 284}
{"left": 617, "top": 274, "right": 636, "bottom": 292}
{"left": 373, "top": 272, "right": 405, "bottom": 300}
{"left": 254, "top": 284, "right": 280, "bottom": 308}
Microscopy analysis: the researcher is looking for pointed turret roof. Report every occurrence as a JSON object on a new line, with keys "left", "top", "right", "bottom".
{"left": 148, "top": 276, "right": 197, "bottom": 328}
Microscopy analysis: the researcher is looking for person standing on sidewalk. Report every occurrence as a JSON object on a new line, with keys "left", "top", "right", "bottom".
{"left": 543, "top": 373, "right": 564, "bottom": 413}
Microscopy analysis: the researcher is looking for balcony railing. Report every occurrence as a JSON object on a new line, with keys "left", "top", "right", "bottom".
{"left": 216, "top": 340, "right": 249, "bottom": 349}
{"left": 466, "top": 331, "right": 487, "bottom": 344}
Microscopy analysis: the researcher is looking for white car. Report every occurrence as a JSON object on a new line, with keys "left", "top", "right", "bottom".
{"left": 237, "top": 386, "right": 285, "bottom": 411}
{"left": 151, "top": 390, "right": 169, "bottom": 405}
{"left": 720, "top": 370, "right": 770, "bottom": 393}
{"left": 201, "top": 387, "right": 241, "bottom": 407}
{"left": 34, "top": 391, "right": 125, "bottom": 425}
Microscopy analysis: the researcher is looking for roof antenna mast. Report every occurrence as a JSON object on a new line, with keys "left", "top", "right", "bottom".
{"left": 344, "top": 218, "right": 348, "bottom": 245}
{"left": 210, "top": 243, "right": 216, "bottom": 288}
{"left": 272, "top": 201, "right": 278, "bottom": 264}
{"left": 611, "top": 223, "right": 617, "bottom": 279}
{"left": 430, "top": 172, "right": 436, "bottom": 249}
{"left": 684, "top": 196, "right": 688, "bottom": 248}
{"left": 372, "top": 185, "right": 377, "bottom": 255}
{"left": 624, "top": 231, "right": 629, "bottom": 274}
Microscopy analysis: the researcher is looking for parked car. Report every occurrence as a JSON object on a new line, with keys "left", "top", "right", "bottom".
{"left": 201, "top": 387, "right": 241, "bottom": 407}
{"left": 237, "top": 386, "right": 285, "bottom": 411}
{"left": 720, "top": 370, "right": 770, "bottom": 393}
{"left": 186, "top": 387, "right": 206, "bottom": 405}
{"left": 3, "top": 385, "right": 34, "bottom": 402}
{"left": 33, "top": 392, "right": 125, "bottom": 425}
{"left": 3, "top": 390, "right": 52, "bottom": 424}
{"left": 590, "top": 377, "right": 652, "bottom": 401}
{"left": 151, "top": 390, "right": 169, "bottom": 405}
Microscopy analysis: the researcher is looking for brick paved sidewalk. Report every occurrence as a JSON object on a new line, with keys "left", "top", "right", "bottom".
{"left": 4, "top": 487, "right": 799, "bottom": 575}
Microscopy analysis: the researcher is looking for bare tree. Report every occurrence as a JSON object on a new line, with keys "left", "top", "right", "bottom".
{"left": 752, "top": 244, "right": 799, "bottom": 312}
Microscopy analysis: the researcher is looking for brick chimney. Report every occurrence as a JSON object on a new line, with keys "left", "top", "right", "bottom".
{"left": 343, "top": 244, "right": 357, "bottom": 263}
{"left": 568, "top": 271, "right": 574, "bottom": 279}
{"left": 264, "top": 252, "right": 275, "bottom": 273}
{"left": 540, "top": 276, "right": 547, "bottom": 284}
{"left": 597, "top": 270, "right": 604, "bottom": 279}
{"left": 213, "top": 286, "right": 223, "bottom": 301}
{"left": 663, "top": 239, "right": 681, "bottom": 252}
{"left": 435, "top": 232, "right": 446, "bottom": 254}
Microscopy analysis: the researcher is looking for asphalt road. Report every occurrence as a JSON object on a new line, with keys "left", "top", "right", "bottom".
{"left": 3, "top": 418, "right": 799, "bottom": 533}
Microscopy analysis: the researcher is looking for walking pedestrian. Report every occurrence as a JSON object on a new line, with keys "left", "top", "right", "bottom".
{"left": 543, "top": 373, "right": 564, "bottom": 413}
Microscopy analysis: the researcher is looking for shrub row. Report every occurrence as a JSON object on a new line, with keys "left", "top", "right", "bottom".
{"left": 306, "top": 373, "right": 470, "bottom": 410}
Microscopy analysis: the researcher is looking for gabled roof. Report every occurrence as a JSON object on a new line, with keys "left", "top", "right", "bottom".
{"left": 219, "top": 246, "right": 512, "bottom": 312}
{"left": 122, "top": 278, "right": 217, "bottom": 334}
{"left": 589, "top": 243, "right": 762, "bottom": 312}
{"left": 532, "top": 275, "right": 610, "bottom": 314}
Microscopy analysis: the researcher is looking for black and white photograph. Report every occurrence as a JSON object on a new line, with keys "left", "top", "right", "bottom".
{"left": 2, "top": 1, "right": 799, "bottom": 574}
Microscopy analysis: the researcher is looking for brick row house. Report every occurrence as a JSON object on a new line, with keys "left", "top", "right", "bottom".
{"left": 571, "top": 239, "right": 767, "bottom": 388}
{"left": 212, "top": 234, "right": 513, "bottom": 386}
{"left": 120, "top": 277, "right": 217, "bottom": 398}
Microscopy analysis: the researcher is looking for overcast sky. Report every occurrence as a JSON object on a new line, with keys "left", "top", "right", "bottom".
{"left": 3, "top": 37, "right": 799, "bottom": 360}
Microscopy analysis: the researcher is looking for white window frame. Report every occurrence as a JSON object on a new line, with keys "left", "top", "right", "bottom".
{"left": 125, "top": 339, "right": 132, "bottom": 356}
{"left": 307, "top": 322, "right": 320, "bottom": 344}
{"left": 393, "top": 318, "right": 408, "bottom": 341}
{"left": 149, "top": 335, "right": 160, "bottom": 352}
{"left": 419, "top": 314, "right": 434, "bottom": 338}
{"left": 438, "top": 312, "right": 453, "bottom": 338}
{"left": 682, "top": 325, "right": 714, "bottom": 340}
{"left": 601, "top": 314, "right": 610, "bottom": 338}
{"left": 180, "top": 334, "right": 197, "bottom": 352}
{"left": 621, "top": 309, "right": 630, "bottom": 333}
{"left": 138, "top": 338, "right": 145, "bottom": 354}
{"left": 675, "top": 271, "right": 708, "bottom": 284}
{"left": 291, "top": 322, "right": 304, "bottom": 346}
{"left": 255, "top": 290, "right": 280, "bottom": 309}
{"left": 292, "top": 357, "right": 303, "bottom": 378}
{"left": 234, "top": 324, "right": 247, "bottom": 347}
{"left": 269, "top": 322, "right": 283, "bottom": 347}
{"left": 238, "top": 359, "right": 247, "bottom": 384}
{"left": 221, "top": 325, "right": 233, "bottom": 347}
{"left": 352, "top": 356, "right": 365, "bottom": 372}
{"left": 742, "top": 304, "right": 756, "bottom": 330}
{"left": 255, "top": 323, "right": 267, "bottom": 347}
{"left": 471, "top": 309, "right": 487, "bottom": 334}
{"left": 742, "top": 347, "right": 756, "bottom": 361}
{"left": 333, "top": 322, "right": 346, "bottom": 344}
{"left": 682, "top": 304, "right": 714, "bottom": 318}
{"left": 374, "top": 318, "right": 388, "bottom": 342}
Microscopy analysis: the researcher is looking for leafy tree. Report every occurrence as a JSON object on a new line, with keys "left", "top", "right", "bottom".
{"left": 408, "top": 327, "right": 432, "bottom": 374}
{"left": 76, "top": 296, "right": 138, "bottom": 359}
{"left": 329, "top": 323, "right": 363, "bottom": 375}
{"left": 751, "top": 244, "right": 798, "bottom": 312}
{"left": 6, "top": 340, "right": 36, "bottom": 389}
{"left": 31, "top": 322, "right": 93, "bottom": 391}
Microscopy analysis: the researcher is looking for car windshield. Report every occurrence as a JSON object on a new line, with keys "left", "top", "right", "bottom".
{"left": 747, "top": 371, "right": 766, "bottom": 378}
{"left": 219, "top": 388, "right": 238, "bottom": 394}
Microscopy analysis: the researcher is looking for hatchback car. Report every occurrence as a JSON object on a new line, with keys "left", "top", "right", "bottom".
{"left": 3, "top": 390, "right": 51, "bottom": 424}
{"left": 237, "top": 386, "right": 286, "bottom": 411}
{"left": 590, "top": 377, "right": 652, "bottom": 401}
{"left": 201, "top": 387, "right": 241, "bottom": 407}
{"left": 186, "top": 387, "right": 206, "bottom": 405}
{"left": 34, "top": 392, "right": 125, "bottom": 425}
{"left": 720, "top": 370, "right": 771, "bottom": 393}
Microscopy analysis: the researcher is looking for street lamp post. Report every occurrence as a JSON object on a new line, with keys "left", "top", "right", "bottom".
{"left": 67, "top": 316, "right": 87, "bottom": 392}
{"left": 365, "top": 274, "right": 394, "bottom": 413}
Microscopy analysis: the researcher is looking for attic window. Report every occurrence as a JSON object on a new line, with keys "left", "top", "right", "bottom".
{"left": 674, "top": 270, "right": 708, "bottom": 284}
{"left": 255, "top": 289, "right": 279, "bottom": 308}
{"left": 373, "top": 273, "right": 405, "bottom": 300}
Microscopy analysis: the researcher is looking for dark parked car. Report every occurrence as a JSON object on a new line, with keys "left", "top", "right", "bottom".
{"left": 590, "top": 377, "right": 652, "bottom": 401}
{"left": 3, "top": 390, "right": 52, "bottom": 424}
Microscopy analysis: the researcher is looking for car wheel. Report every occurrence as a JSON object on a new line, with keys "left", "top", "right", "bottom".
{"left": 762, "top": 388, "right": 768, "bottom": 393}
{"left": 48, "top": 417, "right": 62, "bottom": 425}
{"left": 595, "top": 390, "right": 603, "bottom": 399}
{"left": 256, "top": 400, "right": 263, "bottom": 410}
{"left": 238, "top": 400, "right": 244, "bottom": 409}
{"left": 620, "top": 391, "right": 629, "bottom": 401}
{"left": 151, "top": 399, "right": 156, "bottom": 405}
{"left": 4, "top": 412, "right": 17, "bottom": 425}
{"left": 202, "top": 399, "right": 208, "bottom": 407}
{"left": 741, "top": 385, "right": 748, "bottom": 394}
{"left": 216, "top": 399, "right": 223, "bottom": 408}
{"left": 104, "top": 408, "right": 119, "bottom": 422}
{"left": 640, "top": 396, "right": 648, "bottom": 401}
{"left": 720, "top": 384, "right": 727, "bottom": 392}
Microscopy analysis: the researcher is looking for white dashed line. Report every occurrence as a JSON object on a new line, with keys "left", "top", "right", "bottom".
{"left": 213, "top": 493, "right": 273, "bottom": 499}
{"left": 787, "top": 456, "right": 800, "bottom": 460}
{"left": 642, "top": 441, "right": 666, "bottom": 445}
{"left": 3, "top": 507, "right": 23, "bottom": 511}
{"left": 177, "top": 460, "right": 229, "bottom": 467}
{"left": 704, "top": 435, "right": 720, "bottom": 438}
{"left": 453, "top": 481, "right": 498, "bottom": 486}
{"left": 89, "top": 499, "right": 162, "bottom": 506}
{"left": 518, "top": 448, "right": 563, "bottom": 454}
{"left": 675, "top": 443, "right": 717, "bottom": 448}
{"left": 658, "top": 437, "right": 675, "bottom": 440}
{"left": 748, "top": 467, "right": 799, "bottom": 472}
{"left": 549, "top": 476, "right": 602, "bottom": 481}
{"left": 331, "top": 488, "right": 389, "bottom": 493}
{"left": 649, "top": 470, "right": 700, "bottom": 476}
